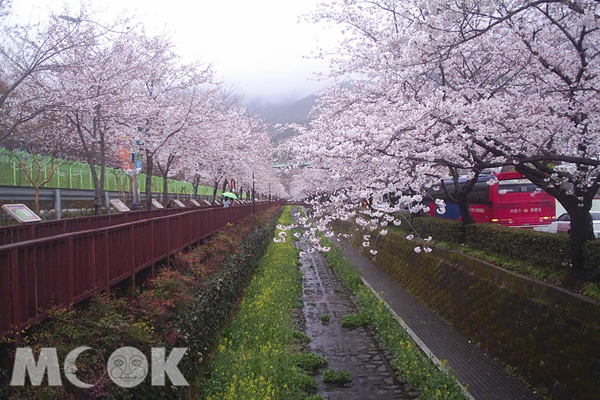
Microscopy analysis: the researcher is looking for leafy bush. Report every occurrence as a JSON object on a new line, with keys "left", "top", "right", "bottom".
{"left": 293, "top": 330, "right": 312, "bottom": 343}
{"left": 341, "top": 313, "right": 370, "bottom": 329}
{"left": 465, "top": 223, "right": 571, "bottom": 270}
{"left": 322, "top": 369, "right": 352, "bottom": 384}
{"left": 175, "top": 218, "right": 278, "bottom": 378}
{"left": 319, "top": 313, "right": 331, "bottom": 323}
{"left": 291, "top": 353, "right": 327, "bottom": 372}
{"left": 582, "top": 240, "right": 600, "bottom": 280}
{"left": 400, "top": 216, "right": 600, "bottom": 279}
{"left": 407, "top": 216, "right": 466, "bottom": 243}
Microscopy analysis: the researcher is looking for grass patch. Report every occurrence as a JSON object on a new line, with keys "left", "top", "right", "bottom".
{"left": 291, "top": 353, "right": 328, "bottom": 372}
{"left": 319, "top": 313, "right": 331, "bottom": 323}
{"left": 581, "top": 283, "right": 600, "bottom": 301}
{"left": 293, "top": 330, "right": 312, "bottom": 343}
{"left": 319, "top": 235, "right": 467, "bottom": 400}
{"left": 322, "top": 369, "right": 352, "bottom": 384}
{"left": 341, "top": 313, "right": 370, "bottom": 329}
{"left": 203, "top": 206, "right": 316, "bottom": 400}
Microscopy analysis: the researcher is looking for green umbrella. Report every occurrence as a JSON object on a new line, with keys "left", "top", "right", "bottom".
{"left": 222, "top": 192, "right": 238, "bottom": 199}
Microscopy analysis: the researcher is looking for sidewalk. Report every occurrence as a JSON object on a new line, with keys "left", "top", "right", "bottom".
{"left": 336, "top": 241, "right": 539, "bottom": 400}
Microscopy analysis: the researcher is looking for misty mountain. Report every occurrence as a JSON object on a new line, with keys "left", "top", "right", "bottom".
{"left": 248, "top": 92, "right": 319, "bottom": 142}
{"left": 248, "top": 81, "right": 353, "bottom": 143}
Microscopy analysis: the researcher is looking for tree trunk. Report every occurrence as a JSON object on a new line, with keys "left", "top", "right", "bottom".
{"left": 193, "top": 182, "right": 199, "bottom": 200}
{"left": 34, "top": 186, "right": 40, "bottom": 215}
{"left": 88, "top": 162, "right": 103, "bottom": 216}
{"left": 221, "top": 179, "right": 228, "bottom": 200}
{"left": 222, "top": 179, "right": 228, "bottom": 193}
{"left": 212, "top": 181, "right": 219, "bottom": 204}
{"left": 514, "top": 164, "right": 597, "bottom": 272}
{"left": 192, "top": 175, "right": 200, "bottom": 200}
{"left": 145, "top": 151, "right": 153, "bottom": 210}
{"left": 457, "top": 194, "right": 475, "bottom": 226}
{"left": 558, "top": 196, "right": 595, "bottom": 273}
{"left": 162, "top": 173, "right": 169, "bottom": 206}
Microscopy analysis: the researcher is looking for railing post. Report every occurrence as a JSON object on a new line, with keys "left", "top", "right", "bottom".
{"left": 10, "top": 249, "right": 21, "bottom": 344}
{"left": 67, "top": 237, "right": 74, "bottom": 305}
{"left": 166, "top": 217, "right": 171, "bottom": 267}
{"left": 128, "top": 224, "right": 135, "bottom": 296}
{"left": 104, "top": 229, "right": 113, "bottom": 292}
{"left": 54, "top": 189, "right": 62, "bottom": 220}
{"left": 150, "top": 219, "right": 155, "bottom": 279}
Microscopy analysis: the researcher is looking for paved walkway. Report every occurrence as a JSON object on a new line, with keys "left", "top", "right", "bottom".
{"left": 336, "top": 241, "right": 539, "bottom": 400}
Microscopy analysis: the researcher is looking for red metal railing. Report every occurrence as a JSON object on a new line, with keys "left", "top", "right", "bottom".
{"left": 0, "top": 202, "right": 277, "bottom": 338}
{"left": 0, "top": 207, "right": 219, "bottom": 246}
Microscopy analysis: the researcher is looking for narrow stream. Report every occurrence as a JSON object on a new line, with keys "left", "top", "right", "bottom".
{"left": 293, "top": 209, "right": 413, "bottom": 400}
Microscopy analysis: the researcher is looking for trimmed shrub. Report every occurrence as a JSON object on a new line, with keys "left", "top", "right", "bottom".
{"left": 405, "top": 216, "right": 465, "bottom": 243}
{"left": 465, "top": 223, "right": 572, "bottom": 270}
{"left": 401, "top": 216, "right": 600, "bottom": 279}
{"left": 175, "top": 217, "right": 278, "bottom": 378}
{"left": 583, "top": 240, "right": 600, "bottom": 280}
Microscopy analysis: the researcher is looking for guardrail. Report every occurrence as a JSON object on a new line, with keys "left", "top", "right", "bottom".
{"left": 0, "top": 202, "right": 277, "bottom": 339}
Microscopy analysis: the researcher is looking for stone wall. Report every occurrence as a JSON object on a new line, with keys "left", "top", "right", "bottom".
{"left": 346, "top": 229, "right": 600, "bottom": 399}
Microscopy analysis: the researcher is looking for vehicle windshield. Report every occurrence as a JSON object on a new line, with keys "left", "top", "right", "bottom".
{"left": 498, "top": 179, "right": 539, "bottom": 194}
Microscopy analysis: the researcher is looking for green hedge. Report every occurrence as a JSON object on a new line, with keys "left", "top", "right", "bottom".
{"left": 404, "top": 216, "right": 466, "bottom": 243}
{"left": 175, "top": 214, "right": 279, "bottom": 377}
{"left": 465, "top": 223, "right": 572, "bottom": 270}
{"left": 583, "top": 240, "right": 600, "bottom": 280}
{"left": 398, "top": 217, "right": 600, "bottom": 278}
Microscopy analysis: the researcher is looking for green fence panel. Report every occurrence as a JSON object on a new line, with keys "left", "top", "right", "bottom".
{"left": 0, "top": 149, "right": 218, "bottom": 196}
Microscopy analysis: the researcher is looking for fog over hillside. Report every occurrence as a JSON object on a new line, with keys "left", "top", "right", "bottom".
{"left": 249, "top": 82, "right": 351, "bottom": 142}
{"left": 248, "top": 92, "right": 318, "bottom": 142}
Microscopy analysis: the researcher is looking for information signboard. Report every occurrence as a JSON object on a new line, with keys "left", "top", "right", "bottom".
{"left": 151, "top": 199, "right": 164, "bottom": 209}
{"left": 172, "top": 199, "right": 186, "bottom": 208}
{"left": 109, "top": 199, "right": 130, "bottom": 213}
{"left": 2, "top": 204, "right": 42, "bottom": 223}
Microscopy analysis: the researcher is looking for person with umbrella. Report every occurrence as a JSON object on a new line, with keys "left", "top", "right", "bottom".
{"left": 222, "top": 192, "right": 237, "bottom": 207}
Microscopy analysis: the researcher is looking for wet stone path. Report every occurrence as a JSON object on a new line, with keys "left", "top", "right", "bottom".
{"left": 294, "top": 222, "right": 417, "bottom": 399}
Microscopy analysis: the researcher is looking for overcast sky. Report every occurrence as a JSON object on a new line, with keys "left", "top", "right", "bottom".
{"left": 12, "top": 0, "right": 342, "bottom": 103}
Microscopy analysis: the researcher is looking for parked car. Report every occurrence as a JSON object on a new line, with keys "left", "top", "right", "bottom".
{"left": 546, "top": 211, "right": 600, "bottom": 237}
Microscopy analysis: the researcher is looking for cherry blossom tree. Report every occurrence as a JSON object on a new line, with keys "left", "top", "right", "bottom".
{"left": 0, "top": 2, "right": 110, "bottom": 143}
{"left": 3, "top": 111, "right": 69, "bottom": 213}
{"left": 296, "top": 0, "right": 600, "bottom": 271}
{"left": 49, "top": 20, "right": 145, "bottom": 214}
